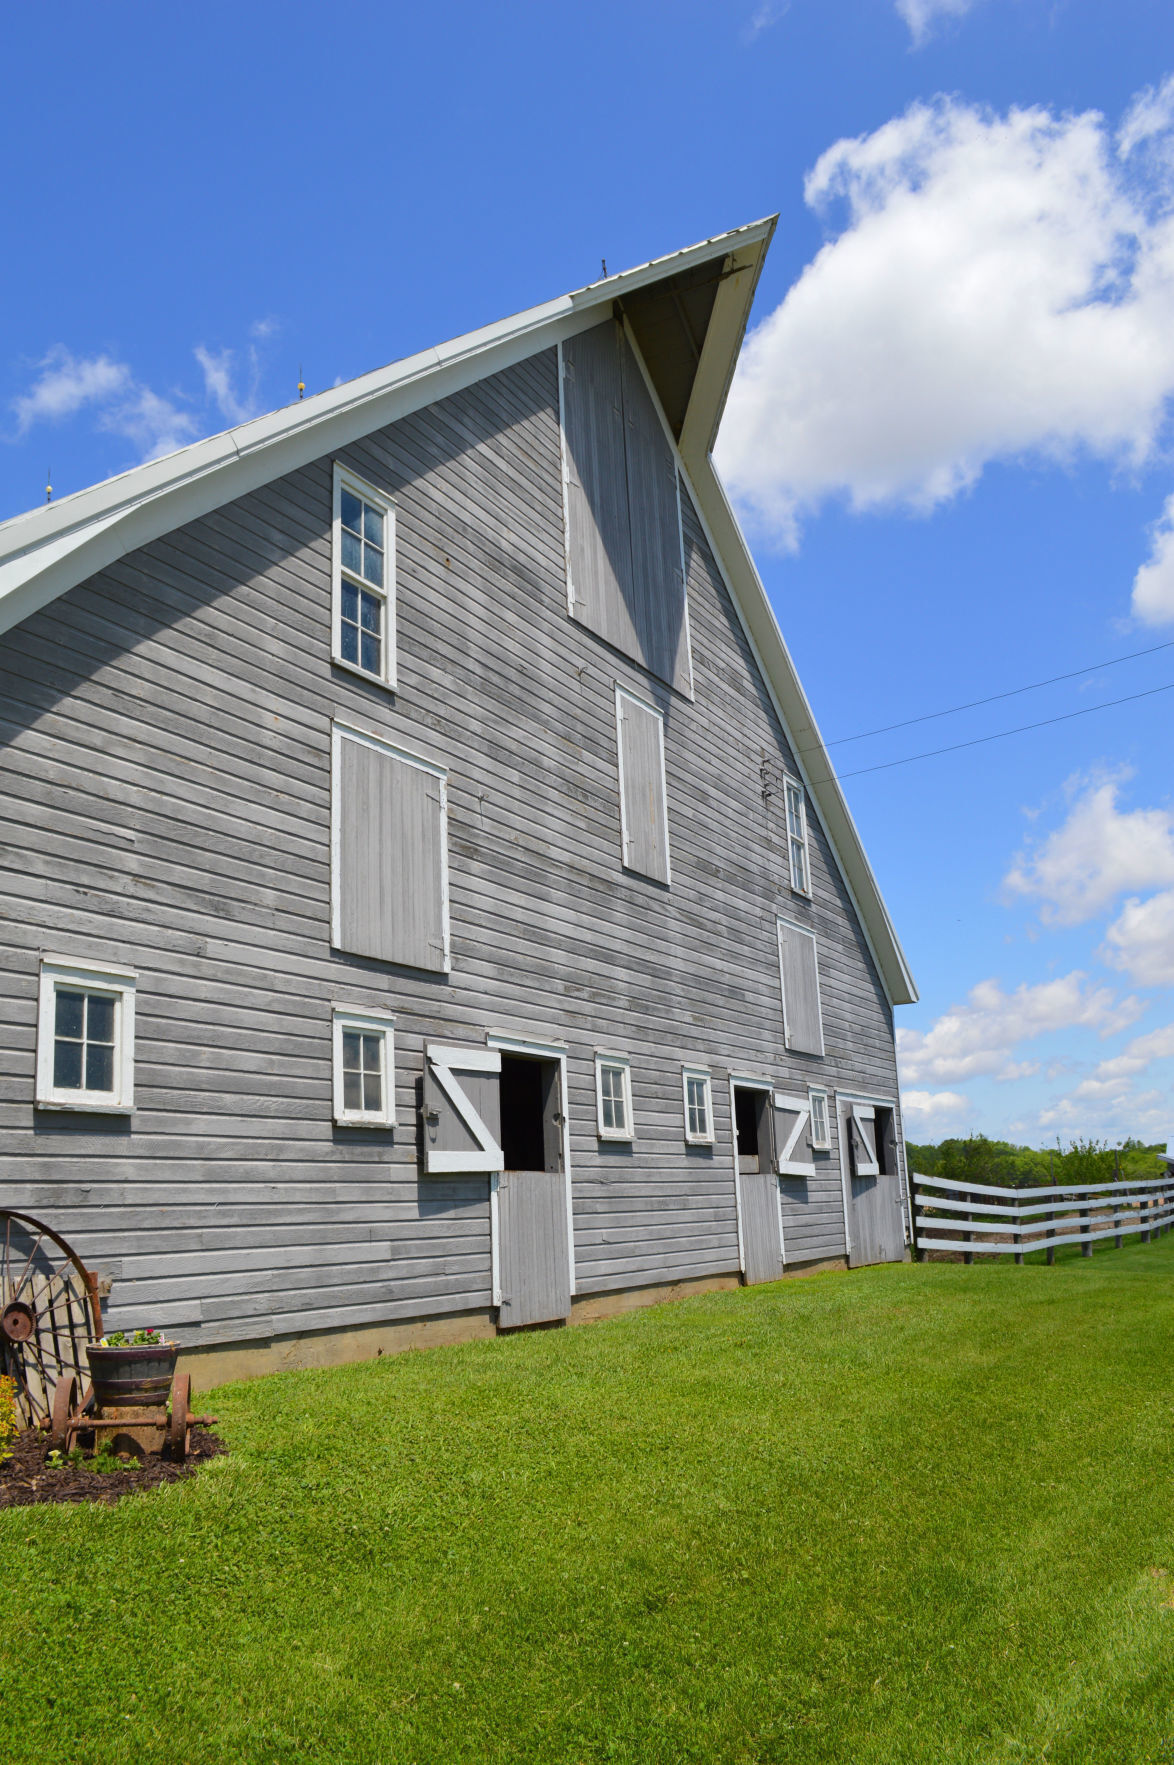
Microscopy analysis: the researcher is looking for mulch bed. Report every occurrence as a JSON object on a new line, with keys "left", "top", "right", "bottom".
{"left": 1, "top": 1426, "right": 227, "bottom": 1508}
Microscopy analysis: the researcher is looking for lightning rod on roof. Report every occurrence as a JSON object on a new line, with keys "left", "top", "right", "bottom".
{"left": 46, "top": 468, "right": 52, "bottom": 505}
{"left": 298, "top": 364, "right": 305, "bottom": 401}
{"left": 601, "top": 258, "right": 607, "bottom": 278}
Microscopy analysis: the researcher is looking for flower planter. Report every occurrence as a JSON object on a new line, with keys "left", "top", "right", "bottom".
{"left": 85, "top": 1341, "right": 177, "bottom": 1409}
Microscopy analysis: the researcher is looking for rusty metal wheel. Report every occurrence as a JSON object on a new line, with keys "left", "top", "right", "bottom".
{"left": 1, "top": 1210, "right": 102, "bottom": 1432}
{"left": 169, "top": 1373, "right": 190, "bottom": 1462}
{"left": 49, "top": 1373, "right": 79, "bottom": 1453}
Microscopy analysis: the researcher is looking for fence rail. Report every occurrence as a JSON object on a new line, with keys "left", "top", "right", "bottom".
{"left": 911, "top": 1164, "right": 1174, "bottom": 1262}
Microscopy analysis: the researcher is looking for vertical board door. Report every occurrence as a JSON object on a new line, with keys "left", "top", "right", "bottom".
{"left": 497, "top": 1172, "right": 571, "bottom": 1327}
{"left": 736, "top": 1088, "right": 783, "bottom": 1284}
{"left": 842, "top": 1101, "right": 906, "bottom": 1267}
{"left": 422, "top": 1044, "right": 503, "bottom": 1175}
{"left": 334, "top": 728, "right": 448, "bottom": 971}
{"left": 617, "top": 690, "right": 670, "bottom": 883}
{"left": 497, "top": 1058, "right": 571, "bottom": 1327}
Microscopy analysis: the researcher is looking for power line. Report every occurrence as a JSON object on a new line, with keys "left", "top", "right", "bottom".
{"left": 814, "top": 639, "right": 1174, "bottom": 751}
{"left": 828, "top": 679, "right": 1174, "bottom": 782}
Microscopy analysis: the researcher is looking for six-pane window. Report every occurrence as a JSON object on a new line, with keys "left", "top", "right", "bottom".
{"left": 809, "top": 1087, "right": 830, "bottom": 1150}
{"left": 596, "top": 1057, "right": 633, "bottom": 1140}
{"left": 785, "top": 779, "right": 811, "bottom": 896}
{"left": 332, "top": 1008, "right": 395, "bottom": 1126}
{"left": 683, "top": 1068, "right": 713, "bottom": 1144}
{"left": 36, "top": 958, "right": 135, "bottom": 1111}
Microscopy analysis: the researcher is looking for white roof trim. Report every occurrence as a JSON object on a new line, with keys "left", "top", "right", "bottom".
{"left": 0, "top": 213, "right": 915, "bottom": 1006}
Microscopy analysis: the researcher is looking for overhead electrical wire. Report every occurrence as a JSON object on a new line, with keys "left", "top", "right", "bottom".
{"left": 811, "top": 638, "right": 1174, "bottom": 752}
{"left": 824, "top": 679, "right": 1174, "bottom": 782}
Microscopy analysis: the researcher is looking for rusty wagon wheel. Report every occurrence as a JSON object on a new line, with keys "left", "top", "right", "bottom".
{"left": 0, "top": 1209, "right": 102, "bottom": 1432}
{"left": 169, "top": 1373, "right": 190, "bottom": 1463}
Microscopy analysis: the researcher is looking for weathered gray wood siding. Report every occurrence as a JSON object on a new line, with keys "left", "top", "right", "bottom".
{"left": 0, "top": 336, "right": 903, "bottom": 1348}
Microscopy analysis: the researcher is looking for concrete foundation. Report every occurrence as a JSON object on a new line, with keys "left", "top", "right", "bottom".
{"left": 178, "top": 1258, "right": 850, "bottom": 1393}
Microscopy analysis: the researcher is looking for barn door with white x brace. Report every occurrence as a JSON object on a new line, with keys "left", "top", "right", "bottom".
{"left": 773, "top": 1092, "right": 816, "bottom": 1178}
{"left": 422, "top": 1044, "right": 504, "bottom": 1175}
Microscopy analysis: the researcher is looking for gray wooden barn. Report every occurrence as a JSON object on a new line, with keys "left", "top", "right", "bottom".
{"left": 0, "top": 218, "right": 917, "bottom": 1385}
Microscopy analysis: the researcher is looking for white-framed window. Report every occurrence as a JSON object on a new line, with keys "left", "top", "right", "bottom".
{"left": 332, "top": 463, "right": 397, "bottom": 689}
{"left": 784, "top": 777, "right": 811, "bottom": 897}
{"left": 595, "top": 1054, "right": 634, "bottom": 1141}
{"left": 36, "top": 956, "right": 136, "bottom": 1112}
{"left": 808, "top": 1087, "right": 831, "bottom": 1151}
{"left": 682, "top": 1067, "right": 714, "bottom": 1145}
{"left": 332, "top": 1006, "right": 395, "bottom": 1127}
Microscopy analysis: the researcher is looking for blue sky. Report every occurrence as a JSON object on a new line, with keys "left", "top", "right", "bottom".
{"left": 2, "top": 0, "right": 1173, "bottom": 1148}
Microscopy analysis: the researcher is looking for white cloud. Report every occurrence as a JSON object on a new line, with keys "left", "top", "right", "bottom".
{"left": 895, "top": 0, "right": 979, "bottom": 48}
{"left": 194, "top": 342, "right": 265, "bottom": 427}
{"left": 1131, "top": 493, "right": 1174, "bottom": 625}
{"left": 11, "top": 324, "right": 275, "bottom": 465}
{"left": 901, "top": 1089, "right": 971, "bottom": 1127}
{"left": 1118, "top": 74, "right": 1174, "bottom": 159}
{"left": 1068, "top": 1021, "right": 1174, "bottom": 1101}
{"left": 1102, "top": 888, "right": 1174, "bottom": 986}
{"left": 13, "top": 348, "right": 132, "bottom": 432}
{"left": 98, "top": 386, "right": 199, "bottom": 461}
{"left": 741, "top": 1, "right": 788, "bottom": 42}
{"left": 898, "top": 972, "right": 1143, "bottom": 1085}
{"left": 718, "top": 89, "right": 1174, "bottom": 548}
{"left": 1005, "top": 770, "right": 1174, "bottom": 925}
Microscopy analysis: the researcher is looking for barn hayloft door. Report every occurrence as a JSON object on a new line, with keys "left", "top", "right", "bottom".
{"left": 840, "top": 1098, "right": 907, "bottom": 1267}
{"left": 422, "top": 1041, "right": 571, "bottom": 1329}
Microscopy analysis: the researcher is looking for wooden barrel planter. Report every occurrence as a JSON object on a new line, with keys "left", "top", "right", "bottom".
{"left": 85, "top": 1341, "right": 177, "bottom": 1408}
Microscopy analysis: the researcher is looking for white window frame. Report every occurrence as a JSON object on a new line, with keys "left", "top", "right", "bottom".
{"left": 808, "top": 1086, "right": 831, "bottom": 1151}
{"left": 595, "top": 1053, "right": 634, "bottom": 1142}
{"left": 332, "top": 462, "right": 397, "bottom": 691}
{"left": 36, "top": 956, "right": 136, "bottom": 1113}
{"left": 332, "top": 1006, "right": 396, "bottom": 1127}
{"left": 784, "top": 775, "right": 812, "bottom": 898}
{"left": 682, "top": 1066, "right": 714, "bottom": 1146}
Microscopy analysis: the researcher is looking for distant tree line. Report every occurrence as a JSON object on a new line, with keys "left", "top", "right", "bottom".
{"left": 905, "top": 1135, "right": 1167, "bottom": 1189}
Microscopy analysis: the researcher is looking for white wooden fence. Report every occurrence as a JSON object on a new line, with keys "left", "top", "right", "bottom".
{"left": 911, "top": 1162, "right": 1174, "bottom": 1263}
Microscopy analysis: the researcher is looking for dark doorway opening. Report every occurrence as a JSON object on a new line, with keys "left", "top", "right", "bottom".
{"left": 500, "top": 1054, "right": 562, "bottom": 1173}
{"left": 734, "top": 1086, "right": 771, "bottom": 1175}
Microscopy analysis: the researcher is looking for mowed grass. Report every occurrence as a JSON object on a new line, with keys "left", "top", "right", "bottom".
{"left": 5, "top": 1240, "right": 1174, "bottom": 1764}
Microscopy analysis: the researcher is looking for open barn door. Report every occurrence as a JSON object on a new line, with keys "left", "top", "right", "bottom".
{"left": 733, "top": 1082, "right": 783, "bottom": 1284}
{"left": 840, "top": 1098, "right": 907, "bottom": 1268}
{"left": 423, "top": 1041, "right": 571, "bottom": 1328}
{"left": 495, "top": 1051, "right": 571, "bottom": 1329}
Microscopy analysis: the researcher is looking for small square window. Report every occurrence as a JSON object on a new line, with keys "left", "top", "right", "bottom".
{"left": 809, "top": 1088, "right": 831, "bottom": 1151}
{"left": 332, "top": 1007, "right": 395, "bottom": 1126}
{"left": 682, "top": 1068, "right": 714, "bottom": 1145}
{"left": 333, "top": 465, "right": 396, "bottom": 690}
{"left": 36, "top": 957, "right": 135, "bottom": 1112}
{"left": 784, "top": 778, "right": 811, "bottom": 897}
{"left": 595, "top": 1055, "right": 633, "bottom": 1141}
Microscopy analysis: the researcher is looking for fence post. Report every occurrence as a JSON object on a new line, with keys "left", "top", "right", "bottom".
{"left": 1142, "top": 1192, "right": 1150, "bottom": 1244}
{"left": 963, "top": 1191, "right": 973, "bottom": 1266}
{"left": 1081, "top": 1187, "right": 1092, "bottom": 1257}
{"left": 1014, "top": 1179, "right": 1024, "bottom": 1265}
{"left": 1046, "top": 1152, "right": 1056, "bottom": 1266}
{"left": 1114, "top": 1149, "right": 1122, "bottom": 1250}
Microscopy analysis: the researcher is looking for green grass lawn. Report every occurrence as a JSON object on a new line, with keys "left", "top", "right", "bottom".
{"left": 5, "top": 1239, "right": 1174, "bottom": 1764}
